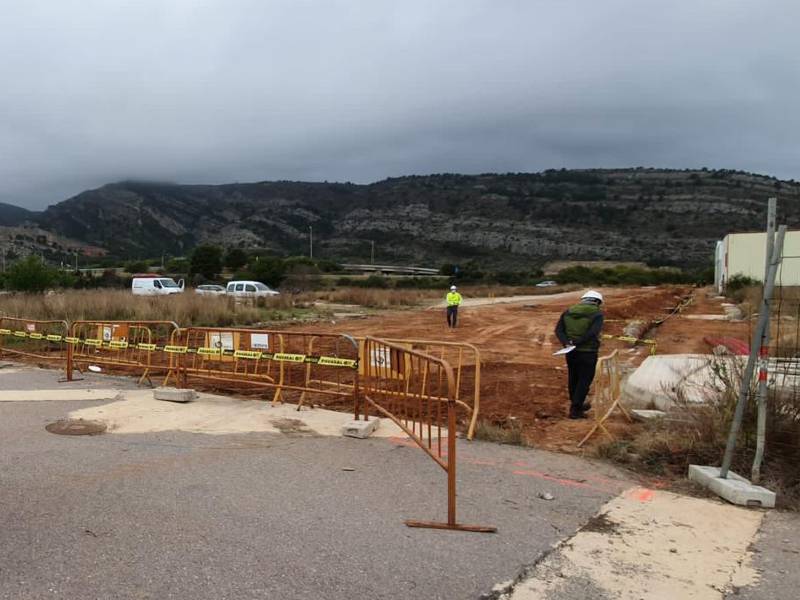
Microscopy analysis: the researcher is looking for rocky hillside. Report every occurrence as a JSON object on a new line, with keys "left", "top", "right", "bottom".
{"left": 33, "top": 168, "right": 800, "bottom": 267}
{"left": 0, "top": 202, "right": 35, "bottom": 227}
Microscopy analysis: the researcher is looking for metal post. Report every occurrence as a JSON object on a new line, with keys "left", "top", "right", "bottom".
{"left": 720, "top": 225, "right": 786, "bottom": 478}
{"left": 447, "top": 399, "right": 457, "bottom": 526}
{"left": 309, "top": 226, "right": 313, "bottom": 260}
{"left": 751, "top": 198, "right": 776, "bottom": 483}
{"left": 371, "top": 241, "right": 375, "bottom": 265}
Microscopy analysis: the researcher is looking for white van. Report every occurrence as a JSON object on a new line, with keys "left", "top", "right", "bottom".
{"left": 226, "top": 280, "right": 280, "bottom": 297}
{"left": 131, "top": 275, "right": 185, "bottom": 295}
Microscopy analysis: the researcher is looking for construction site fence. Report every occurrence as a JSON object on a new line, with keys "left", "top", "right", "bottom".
{"left": 354, "top": 337, "right": 481, "bottom": 440}
{"left": 66, "top": 320, "right": 180, "bottom": 385}
{"left": 0, "top": 317, "right": 69, "bottom": 364}
{"left": 162, "top": 327, "right": 360, "bottom": 408}
{"left": 360, "top": 336, "right": 495, "bottom": 533}
{"left": 577, "top": 349, "right": 632, "bottom": 448}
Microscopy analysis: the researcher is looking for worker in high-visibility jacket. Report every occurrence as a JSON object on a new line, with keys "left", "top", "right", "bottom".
{"left": 446, "top": 285, "right": 462, "bottom": 329}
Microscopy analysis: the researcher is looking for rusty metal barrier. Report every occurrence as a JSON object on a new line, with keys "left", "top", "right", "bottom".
{"left": 0, "top": 317, "right": 69, "bottom": 363}
{"left": 361, "top": 336, "right": 495, "bottom": 533}
{"left": 163, "top": 327, "right": 360, "bottom": 406}
{"left": 355, "top": 337, "right": 481, "bottom": 440}
{"left": 66, "top": 320, "right": 179, "bottom": 384}
{"left": 577, "top": 349, "right": 632, "bottom": 448}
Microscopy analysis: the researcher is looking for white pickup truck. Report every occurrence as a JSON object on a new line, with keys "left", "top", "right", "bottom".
{"left": 225, "top": 280, "right": 280, "bottom": 297}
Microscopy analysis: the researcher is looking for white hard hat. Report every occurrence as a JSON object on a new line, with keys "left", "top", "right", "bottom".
{"left": 450, "top": 285, "right": 457, "bottom": 291}
{"left": 581, "top": 290, "right": 603, "bottom": 303}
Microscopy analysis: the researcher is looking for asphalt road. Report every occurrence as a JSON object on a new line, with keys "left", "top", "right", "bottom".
{"left": 0, "top": 367, "right": 631, "bottom": 599}
{"left": 729, "top": 510, "right": 800, "bottom": 600}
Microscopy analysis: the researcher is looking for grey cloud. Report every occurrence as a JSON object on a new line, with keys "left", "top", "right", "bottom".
{"left": 1, "top": 0, "right": 798, "bottom": 209}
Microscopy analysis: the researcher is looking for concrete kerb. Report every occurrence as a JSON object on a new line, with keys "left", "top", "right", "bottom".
{"left": 688, "top": 465, "right": 776, "bottom": 508}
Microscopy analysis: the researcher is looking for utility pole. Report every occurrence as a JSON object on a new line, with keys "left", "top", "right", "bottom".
{"left": 751, "top": 197, "right": 777, "bottom": 483}
{"left": 721, "top": 224, "right": 786, "bottom": 478}
{"left": 309, "top": 225, "right": 313, "bottom": 260}
{"left": 370, "top": 240, "right": 375, "bottom": 265}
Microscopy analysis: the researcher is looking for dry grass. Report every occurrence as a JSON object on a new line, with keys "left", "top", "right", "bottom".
{"left": 308, "top": 288, "right": 441, "bottom": 308}
{"left": 597, "top": 356, "right": 800, "bottom": 509}
{"left": 473, "top": 419, "right": 527, "bottom": 445}
{"left": 0, "top": 290, "right": 298, "bottom": 327}
{"left": 307, "top": 284, "right": 581, "bottom": 309}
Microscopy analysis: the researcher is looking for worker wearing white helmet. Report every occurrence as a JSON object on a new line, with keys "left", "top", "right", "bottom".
{"left": 446, "top": 285, "right": 462, "bottom": 329}
{"left": 554, "top": 290, "right": 605, "bottom": 419}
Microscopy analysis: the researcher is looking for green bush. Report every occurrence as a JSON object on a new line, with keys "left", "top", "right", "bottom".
{"left": 555, "top": 265, "right": 709, "bottom": 286}
{"left": 5, "top": 256, "right": 58, "bottom": 292}
{"left": 190, "top": 245, "right": 223, "bottom": 280}
{"left": 726, "top": 274, "right": 759, "bottom": 292}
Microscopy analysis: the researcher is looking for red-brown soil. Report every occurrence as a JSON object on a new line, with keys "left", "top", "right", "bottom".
{"left": 301, "top": 286, "right": 738, "bottom": 452}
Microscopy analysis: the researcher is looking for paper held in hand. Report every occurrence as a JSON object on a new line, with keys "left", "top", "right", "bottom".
{"left": 552, "top": 345, "right": 575, "bottom": 356}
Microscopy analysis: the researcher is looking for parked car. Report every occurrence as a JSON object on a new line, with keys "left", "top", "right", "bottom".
{"left": 195, "top": 284, "right": 226, "bottom": 296}
{"left": 131, "top": 275, "right": 185, "bottom": 295}
{"left": 226, "top": 280, "right": 280, "bottom": 297}
{"left": 535, "top": 280, "right": 558, "bottom": 288}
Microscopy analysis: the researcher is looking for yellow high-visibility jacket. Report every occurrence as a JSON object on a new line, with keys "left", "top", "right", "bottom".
{"left": 446, "top": 292, "right": 462, "bottom": 306}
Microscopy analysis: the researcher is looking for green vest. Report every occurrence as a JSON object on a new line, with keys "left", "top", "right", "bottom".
{"left": 563, "top": 303, "right": 601, "bottom": 352}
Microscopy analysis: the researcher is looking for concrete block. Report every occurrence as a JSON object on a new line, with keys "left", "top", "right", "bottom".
{"left": 622, "top": 354, "right": 745, "bottom": 410}
{"left": 688, "top": 465, "right": 776, "bottom": 508}
{"left": 153, "top": 387, "right": 196, "bottom": 403}
{"left": 341, "top": 417, "right": 380, "bottom": 439}
{"left": 631, "top": 409, "right": 666, "bottom": 421}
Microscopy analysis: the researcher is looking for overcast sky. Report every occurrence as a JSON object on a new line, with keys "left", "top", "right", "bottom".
{"left": 1, "top": 0, "right": 798, "bottom": 209}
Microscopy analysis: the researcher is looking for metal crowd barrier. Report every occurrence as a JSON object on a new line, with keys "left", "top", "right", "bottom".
{"left": 66, "top": 320, "right": 179, "bottom": 385}
{"left": 163, "top": 327, "right": 360, "bottom": 407}
{"left": 577, "top": 349, "right": 632, "bottom": 448}
{"left": 0, "top": 317, "right": 69, "bottom": 363}
{"left": 356, "top": 337, "right": 481, "bottom": 440}
{"left": 361, "top": 336, "right": 495, "bottom": 533}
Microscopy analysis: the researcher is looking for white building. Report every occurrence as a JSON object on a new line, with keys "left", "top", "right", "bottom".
{"left": 716, "top": 230, "right": 800, "bottom": 293}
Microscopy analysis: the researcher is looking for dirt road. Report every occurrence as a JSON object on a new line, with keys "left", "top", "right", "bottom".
{"left": 305, "top": 286, "right": 696, "bottom": 450}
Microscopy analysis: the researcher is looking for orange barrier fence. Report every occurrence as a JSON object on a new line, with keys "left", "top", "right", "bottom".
{"left": 163, "top": 327, "right": 360, "bottom": 407}
{"left": 66, "top": 320, "right": 179, "bottom": 384}
{"left": 0, "top": 317, "right": 69, "bottom": 363}
{"left": 577, "top": 349, "right": 632, "bottom": 448}
{"left": 361, "top": 337, "right": 495, "bottom": 533}
{"left": 357, "top": 337, "right": 481, "bottom": 440}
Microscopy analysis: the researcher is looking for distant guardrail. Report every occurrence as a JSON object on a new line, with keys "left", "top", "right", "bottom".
{"left": 340, "top": 264, "right": 441, "bottom": 276}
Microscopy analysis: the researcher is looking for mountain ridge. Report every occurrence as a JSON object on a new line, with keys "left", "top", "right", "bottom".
{"left": 8, "top": 168, "right": 800, "bottom": 267}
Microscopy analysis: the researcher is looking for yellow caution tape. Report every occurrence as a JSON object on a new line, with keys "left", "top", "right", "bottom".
{"left": 164, "top": 345, "right": 188, "bottom": 354}
{"left": 3, "top": 329, "right": 356, "bottom": 368}
{"left": 197, "top": 347, "right": 222, "bottom": 357}
{"left": 318, "top": 356, "right": 357, "bottom": 368}
{"left": 273, "top": 353, "right": 306, "bottom": 363}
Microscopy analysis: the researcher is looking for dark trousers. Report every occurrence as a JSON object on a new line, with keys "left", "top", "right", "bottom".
{"left": 446, "top": 306, "right": 458, "bottom": 328}
{"left": 566, "top": 351, "right": 598, "bottom": 416}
